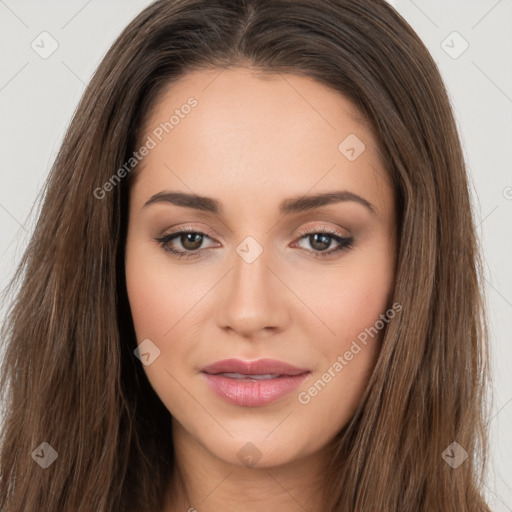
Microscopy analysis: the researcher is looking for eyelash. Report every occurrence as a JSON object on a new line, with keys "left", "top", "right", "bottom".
{"left": 154, "top": 226, "right": 354, "bottom": 260}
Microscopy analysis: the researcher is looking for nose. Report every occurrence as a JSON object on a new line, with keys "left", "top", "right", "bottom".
{"left": 215, "top": 247, "right": 290, "bottom": 339}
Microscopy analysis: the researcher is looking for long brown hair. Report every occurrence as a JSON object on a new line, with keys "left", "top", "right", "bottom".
{"left": 0, "top": 0, "right": 491, "bottom": 510}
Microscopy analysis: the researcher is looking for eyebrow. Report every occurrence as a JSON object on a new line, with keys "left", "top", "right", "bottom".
{"left": 143, "top": 190, "right": 376, "bottom": 215}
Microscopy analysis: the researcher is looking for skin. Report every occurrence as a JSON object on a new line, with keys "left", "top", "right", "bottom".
{"left": 124, "top": 67, "right": 397, "bottom": 512}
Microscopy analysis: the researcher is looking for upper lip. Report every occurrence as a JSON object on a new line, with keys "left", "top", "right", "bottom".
{"left": 201, "top": 358, "right": 310, "bottom": 376}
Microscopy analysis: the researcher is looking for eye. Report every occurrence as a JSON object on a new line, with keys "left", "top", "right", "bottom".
{"left": 154, "top": 228, "right": 217, "bottom": 259}
{"left": 154, "top": 226, "right": 354, "bottom": 260}
{"left": 292, "top": 227, "right": 354, "bottom": 258}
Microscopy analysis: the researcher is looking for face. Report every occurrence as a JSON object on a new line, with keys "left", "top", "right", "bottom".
{"left": 125, "top": 67, "right": 396, "bottom": 469}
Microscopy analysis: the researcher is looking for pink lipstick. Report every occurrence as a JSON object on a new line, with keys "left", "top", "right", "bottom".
{"left": 200, "top": 358, "right": 310, "bottom": 407}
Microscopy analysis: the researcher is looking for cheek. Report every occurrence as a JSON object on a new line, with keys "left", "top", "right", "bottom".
{"left": 126, "top": 266, "right": 170, "bottom": 340}
{"left": 326, "top": 265, "right": 394, "bottom": 337}
{"left": 296, "top": 241, "right": 395, "bottom": 408}
{"left": 124, "top": 244, "right": 203, "bottom": 413}
{"left": 302, "top": 244, "right": 395, "bottom": 349}
{"left": 125, "top": 243, "right": 206, "bottom": 340}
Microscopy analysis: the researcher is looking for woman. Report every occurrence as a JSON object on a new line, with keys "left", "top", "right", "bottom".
{"left": 0, "top": 0, "right": 491, "bottom": 510}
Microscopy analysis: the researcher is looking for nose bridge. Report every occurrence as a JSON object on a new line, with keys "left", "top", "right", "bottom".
{"left": 217, "top": 235, "right": 287, "bottom": 335}
{"left": 230, "top": 238, "right": 275, "bottom": 309}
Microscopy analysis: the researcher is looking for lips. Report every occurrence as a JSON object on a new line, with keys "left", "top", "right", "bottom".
{"left": 200, "top": 358, "right": 310, "bottom": 407}
{"left": 201, "top": 358, "right": 308, "bottom": 376}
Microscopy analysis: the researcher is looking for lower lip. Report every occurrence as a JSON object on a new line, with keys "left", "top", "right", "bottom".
{"left": 202, "top": 372, "right": 309, "bottom": 407}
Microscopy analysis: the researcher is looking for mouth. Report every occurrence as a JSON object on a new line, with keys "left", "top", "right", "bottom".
{"left": 210, "top": 372, "right": 286, "bottom": 380}
{"left": 200, "top": 358, "right": 310, "bottom": 407}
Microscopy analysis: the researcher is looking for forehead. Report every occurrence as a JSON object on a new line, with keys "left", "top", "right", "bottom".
{"left": 131, "top": 67, "right": 390, "bottom": 214}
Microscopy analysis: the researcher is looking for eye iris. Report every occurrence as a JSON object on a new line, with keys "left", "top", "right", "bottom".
{"left": 181, "top": 233, "right": 203, "bottom": 250}
{"left": 310, "top": 233, "right": 331, "bottom": 251}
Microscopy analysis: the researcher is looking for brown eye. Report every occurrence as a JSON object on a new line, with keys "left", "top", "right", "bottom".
{"left": 293, "top": 228, "right": 354, "bottom": 258}
{"left": 308, "top": 233, "right": 332, "bottom": 251}
{"left": 179, "top": 232, "right": 204, "bottom": 251}
{"left": 154, "top": 229, "right": 215, "bottom": 259}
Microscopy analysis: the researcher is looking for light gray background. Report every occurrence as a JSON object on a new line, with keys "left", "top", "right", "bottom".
{"left": 1, "top": 0, "right": 511, "bottom": 509}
